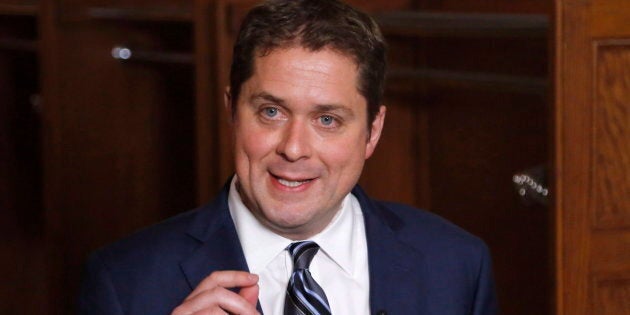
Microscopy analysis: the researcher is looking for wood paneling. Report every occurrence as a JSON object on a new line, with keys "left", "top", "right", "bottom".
{"left": 593, "top": 274, "right": 630, "bottom": 315}
{"left": 362, "top": 11, "right": 552, "bottom": 315}
{"left": 361, "top": 92, "right": 423, "bottom": 206}
{"left": 555, "top": 0, "right": 630, "bottom": 314}
{"left": 56, "top": 0, "right": 192, "bottom": 22}
{"left": 592, "top": 232, "right": 630, "bottom": 273}
{"left": 592, "top": 41, "right": 630, "bottom": 230}
{"left": 194, "top": 0, "right": 223, "bottom": 203}
{"left": 41, "top": 9, "right": 198, "bottom": 314}
{"left": 0, "top": 9, "right": 46, "bottom": 313}
{"left": 412, "top": 0, "right": 551, "bottom": 14}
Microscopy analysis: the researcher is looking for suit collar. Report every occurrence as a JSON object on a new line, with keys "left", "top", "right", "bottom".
{"left": 352, "top": 186, "right": 430, "bottom": 314}
{"left": 180, "top": 180, "right": 250, "bottom": 290}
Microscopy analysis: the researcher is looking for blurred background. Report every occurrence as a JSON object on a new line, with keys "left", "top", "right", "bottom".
{"left": 1, "top": 0, "right": 628, "bottom": 314}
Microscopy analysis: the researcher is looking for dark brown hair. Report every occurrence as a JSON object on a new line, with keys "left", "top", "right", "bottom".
{"left": 229, "top": 0, "right": 387, "bottom": 124}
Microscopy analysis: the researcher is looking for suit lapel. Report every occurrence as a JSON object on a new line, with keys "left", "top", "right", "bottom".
{"left": 179, "top": 184, "right": 250, "bottom": 290}
{"left": 353, "top": 186, "right": 430, "bottom": 315}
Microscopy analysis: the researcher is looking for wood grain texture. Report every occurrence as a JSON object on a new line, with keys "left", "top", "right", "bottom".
{"left": 194, "top": 0, "right": 220, "bottom": 203}
{"left": 592, "top": 42, "right": 630, "bottom": 230}
{"left": 412, "top": 0, "right": 551, "bottom": 14}
{"left": 593, "top": 274, "right": 630, "bottom": 315}
{"left": 555, "top": 0, "right": 592, "bottom": 313}
{"left": 556, "top": 0, "right": 630, "bottom": 314}
{"left": 592, "top": 231, "right": 630, "bottom": 273}
{"left": 56, "top": 0, "right": 193, "bottom": 22}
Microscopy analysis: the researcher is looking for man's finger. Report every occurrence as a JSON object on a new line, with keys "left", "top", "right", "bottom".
{"left": 173, "top": 286, "right": 258, "bottom": 315}
{"left": 186, "top": 271, "right": 258, "bottom": 301}
{"left": 239, "top": 284, "right": 260, "bottom": 306}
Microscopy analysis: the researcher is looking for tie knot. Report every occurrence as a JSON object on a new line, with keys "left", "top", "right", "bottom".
{"left": 287, "top": 241, "right": 320, "bottom": 270}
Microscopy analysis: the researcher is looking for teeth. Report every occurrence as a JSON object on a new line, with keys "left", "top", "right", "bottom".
{"left": 278, "top": 178, "right": 310, "bottom": 187}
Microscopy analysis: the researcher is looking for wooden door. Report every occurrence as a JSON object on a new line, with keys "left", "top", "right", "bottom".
{"left": 555, "top": 0, "right": 630, "bottom": 314}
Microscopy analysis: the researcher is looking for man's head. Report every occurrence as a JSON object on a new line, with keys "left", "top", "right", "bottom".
{"left": 227, "top": 0, "right": 387, "bottom": 240}
{"left": 229, "top": 0, "right": 387, "bottom": 125}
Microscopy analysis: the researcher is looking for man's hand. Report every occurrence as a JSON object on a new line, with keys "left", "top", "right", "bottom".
{"left": 172, "top": 271, "right": 260, "bottom": 315}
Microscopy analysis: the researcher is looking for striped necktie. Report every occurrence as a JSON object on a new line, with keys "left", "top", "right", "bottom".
{"left": 284, "top": 241, "right": 332, "bottom": 315}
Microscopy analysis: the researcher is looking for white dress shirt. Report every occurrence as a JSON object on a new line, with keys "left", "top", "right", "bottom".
{"left": 228, "top": 177, "right": 370, "bottom": 314}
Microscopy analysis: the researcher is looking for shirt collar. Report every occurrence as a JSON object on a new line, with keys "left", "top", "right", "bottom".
{"left": 228, "top": 177, "right": 290, "bottom": 274}
{"left": 310, "top": 191, "right": 358, "bottom": 276}
{"left": 228, "top": 176, "right": 360, "bottom": 276}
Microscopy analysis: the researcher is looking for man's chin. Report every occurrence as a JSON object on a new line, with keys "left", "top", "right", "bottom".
{"left": 260, "top": 214, "right": 323, "bottom": 239}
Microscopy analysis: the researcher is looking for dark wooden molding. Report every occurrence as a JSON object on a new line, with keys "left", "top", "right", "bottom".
{"left": 375, "top": 11, "right": 548, "bottom": 38}
{"left": 86, "top": 7, "right": 192, "bottom": 22}
{"left": 0, "top": 4, "right": 39, "bottom": 16}
{"left": 387, "top": 67, "right": 548, "bottom": 95}
{"left": 0, "top": 38, "right": 38, "bottom": 53}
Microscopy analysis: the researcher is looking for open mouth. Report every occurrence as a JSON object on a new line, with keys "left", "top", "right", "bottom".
{"left": 277, "top": 178, "right": 312, "bottom": 187}
{"left": 271, "top": 173, "right": 315, "bottom": 188}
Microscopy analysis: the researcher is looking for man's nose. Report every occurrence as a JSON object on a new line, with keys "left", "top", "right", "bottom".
{"left": 276, "top": 119, "right": 312, "bottom": 162}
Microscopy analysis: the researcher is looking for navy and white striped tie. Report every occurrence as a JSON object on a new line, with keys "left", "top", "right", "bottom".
{"left": 284, "top": 241, "right": 332, "bottom": 315}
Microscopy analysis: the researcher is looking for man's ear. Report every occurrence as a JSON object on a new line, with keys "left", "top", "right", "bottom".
{"left": 365, "top": 105, "right": 386, "bottom": 159}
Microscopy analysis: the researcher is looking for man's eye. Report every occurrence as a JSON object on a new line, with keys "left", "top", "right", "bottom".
{"left": 320, "top": 115, "right": 335, "bottom": 126}
{"left": 263, "top": 107, "right": 278, "bottom": 117}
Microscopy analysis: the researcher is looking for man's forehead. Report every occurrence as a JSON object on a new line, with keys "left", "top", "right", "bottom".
{"left": 254, "top": 45, "right": 360, "bottom": 70}
{"left": 249, "top": 47, "right": 359, "bottom": 89}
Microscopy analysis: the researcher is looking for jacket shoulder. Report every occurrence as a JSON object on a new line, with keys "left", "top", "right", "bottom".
{"left": 91, "top": 207, "right": 201, "bottom": 267}
{"left": 78, "top": 206, "right": 213, "bottom": 314}
{"left": 375, "top": 200, "right": 490, "bottom": 257}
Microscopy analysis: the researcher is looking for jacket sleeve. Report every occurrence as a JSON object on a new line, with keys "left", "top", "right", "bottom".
{"left": 77, "top": 252, "right": 124, "bottom": 315}
{"left": 471, "top": 243, "right": 499, "bottom": 315}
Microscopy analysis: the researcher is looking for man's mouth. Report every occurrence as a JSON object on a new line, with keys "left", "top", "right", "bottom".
{"left": 277, "top": 178, "right": 312, "bottom": 187}
{"left": 271, "top": 173, "right": 315, "bottom": 188}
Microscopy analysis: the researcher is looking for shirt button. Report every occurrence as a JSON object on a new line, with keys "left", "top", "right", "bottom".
{"left": 376, "top": 310, "right": 387, "bottom": 315}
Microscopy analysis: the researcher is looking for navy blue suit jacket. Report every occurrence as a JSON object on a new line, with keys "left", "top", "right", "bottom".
{"left": 78, "top": 184, "right": 498, "bottom": 315}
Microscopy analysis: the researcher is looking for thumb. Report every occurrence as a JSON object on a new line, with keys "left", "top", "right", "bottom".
{"left": 239, "top": 283, "right": 259, "bottom": 306}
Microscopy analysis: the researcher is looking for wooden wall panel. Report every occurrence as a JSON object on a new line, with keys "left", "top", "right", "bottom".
{"left": 589, "top": 40, "right": 630, "bottom": 313}
{"left": 360, "top": 93, "right": 423, "bottom": 206}
{"left": 362, "top": 13, "right": 552, "bottom": 314}
{"left": 0, "top": 11, "right": 46, "bottom": 314}
{"left": 43, "top": 16, "right": 197, "bottom": 314}
{"left": 591, "top": 232, "right": 630, "bottom": 273}
{"left": 194, "top": 0, "right": 223, "bottom": 203}
{"left": 592, "top": 41, "right": 630, "bottom": 230}
{"left": 412, "top": 0, "right": 552, "bottom": 14}
{"left": 593, "top": 274, "right": 630, "bottom": 315}
{"left": 56, "top": 0, "right": 193, "bottom": 21}
{"left": 555, "top": 0, "right": 630, "bottom": 314}
{"left": 427, "top": 91, "right": 551, "bottom": 315}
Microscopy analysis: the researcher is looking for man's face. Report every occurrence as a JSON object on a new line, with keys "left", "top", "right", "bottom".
{"left": 229, "top": 47, "right": 385, "bottom": 240}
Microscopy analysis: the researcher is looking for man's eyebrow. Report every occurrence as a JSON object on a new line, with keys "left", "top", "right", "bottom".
{"left": 314, "top": 104, "right": 355, "bottom": 117}
{"left": 249, "top": 92, "right": 286, "bottom": 106}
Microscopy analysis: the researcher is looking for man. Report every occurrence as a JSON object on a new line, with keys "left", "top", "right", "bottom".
{"left": 78, "top": 0, "right": 498, "bottom": 314}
